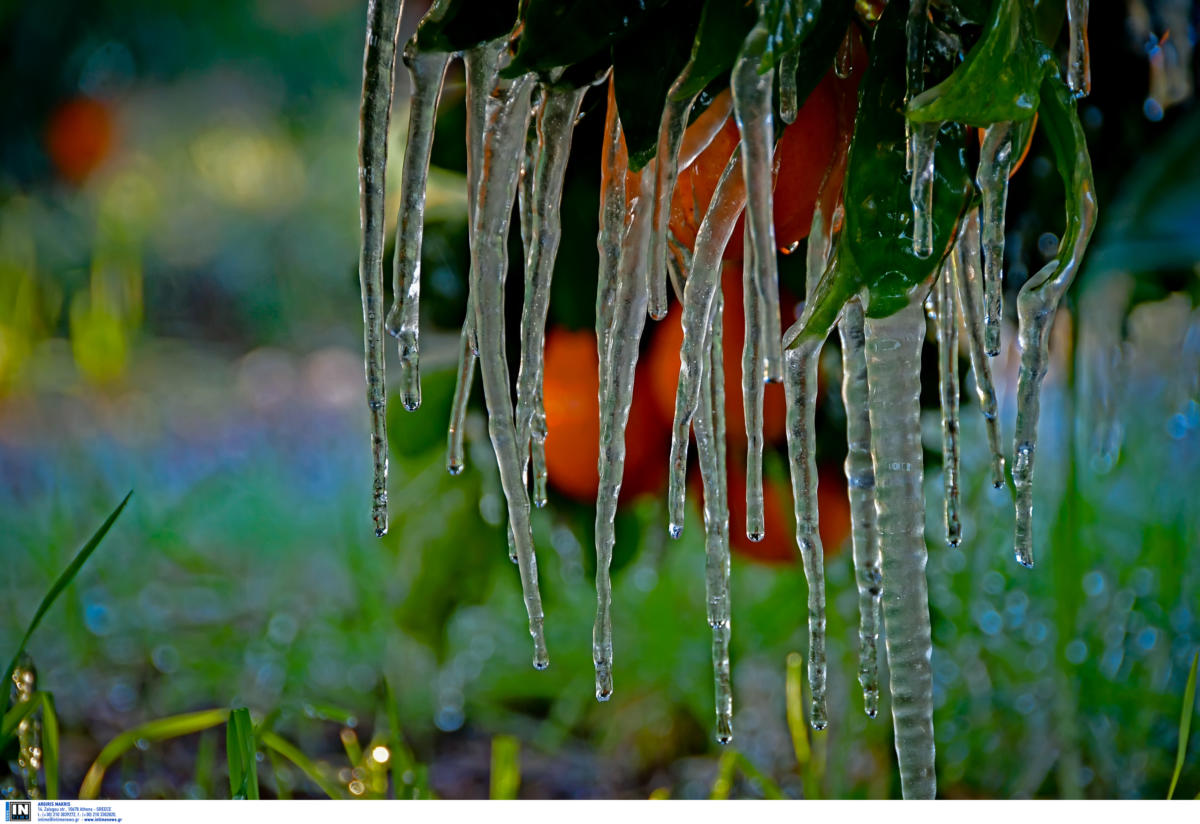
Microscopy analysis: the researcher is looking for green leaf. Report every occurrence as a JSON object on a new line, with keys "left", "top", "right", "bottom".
{"left": 1168, "top": 651, "right": 1198, "bottom": 800}
{"left": 227, "top": 707, "right": 260, "bottom": 800}
{"left": 504, "top": 0, "right": 670, "bottom": 79}
{"left": 489, "top": 735, "right": 520, "bottom": 799}
{"left": 2, "top": 491, "right": 132, "bottom": 699}
{"left": 79, "top": 708, "right": 228, "bottom": 799}
{"left": 612, "top": 0, "right": 704, "bottom": 171}
{"left": 757, "top": 0, "right": 823, "bottom": 73}
{"left": 0, "top": 695, "right": 40, "bottom": 742}
{"left": 414, "top": 0, "right": 519, "bottom": 54}
{"left": 259, "top": 730, "right": 346, "bottom": 799}
{"left": 789, "top": 0, "right": 972, "bottom": 345}
{"left": 41, "top": 692, "right": 59, "bottom": 799}
{"left": 908, "top": 0, "right": 1044, "bottom": 126}
{"left": 672, "top": 0, "right": 758, "bottom": 102}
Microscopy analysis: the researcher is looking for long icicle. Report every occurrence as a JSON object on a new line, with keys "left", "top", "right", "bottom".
{"left": 953, "top": 210, "right": 1005, "bottom": 487}
{"left": 782, "top": 334, "right": 830, "bottom": 731}
{"left": 865, "top": 298, "right": 936, "bottom": 800}
{"left": 741, "top": 231, "right": 766, "bottom": 541}
{"left": 516, "top": 83, "right": 588, "bottom": 507}
{"left": 593, "top": 162, "right": 655, "bottom": 701}
{"left": 469, "top": 65, "right": 549, "bottom": 668}
{"left": 1013, "top": 184, "right": 1098, "bottom": 568}
{"left": 597, "top": 76, "right": 626, "bottom": 397}
{"left": 696, "top": 293, "right": 733, "bottom": 744}
{"left": 732, "top": 23, "right": 784, "bottom": 382}
{"left": 446, "top": 39, "right": 507, "bottom": 476}
{"left": 936, "top": 257, "right": 962, "bottom": 546}
{"left": 840, "top": 297, "right": 882, "bottom": 719}
{"left": 908, "top": 121, "right": 939, "bottom": 259}
{"left": 387, "top": 48, "right": 451, "bottom": 412}
{"left": 668, "top": 150, "right": 746, "bottom": 537}
{"left": 356, "top": 0, "right": 402, "bottom": 537}
{"left": 648, "top": 87, "right": 698, "bottom": 321}
{"left": 1065, "top": 0, "right": 1091, "bottom": 97}
{"left": 977, "top": 122, "right": 1014, "bottom": 357}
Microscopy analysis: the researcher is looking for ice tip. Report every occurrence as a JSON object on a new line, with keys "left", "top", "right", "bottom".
{"left": 747, "top": 530, "right": 764, "bottom": 543}
{"left": 668, "top": 523, "right": 683, "bottom": 539}
{"left": 401, "top": 395, "right": 421, "bottom": 412}
{"left": 447, "top": 462, "right": 464, "bottom": 476}
{"left": 715, "top": 723, "right": 733, "bottom": 745}
{"left": 374, "top": 526, "right": 387, "bottom": 538}
{"left": 532, "top": 655, "right": 550, "bottom": 671}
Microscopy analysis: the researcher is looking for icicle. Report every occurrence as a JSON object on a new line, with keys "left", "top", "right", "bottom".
{"left": 936, "top": 259, "right": 961, "bottom": 546}
{"left": 356, "top": 0, "right": 402, "bottom": 537}
{"left": 907, "top": 121, "right": 939, "bottom": 260}
{"left": 732, "top": 25, "right": 784, "bottom": 382}
{"left": 516, "top": 83, "right": 588, "bottom": 507}
{"left": 779, "top": 49, "right": 801, "bottom": 125}
{"left": 696, "top": 294, "right": 733, "bottom": 743}
{"left": 840, "top": 298, "right": 882, "bottom": 719}
{"left": 864, "top": 298, "right": 935, "bottom": 800}
{"left": 1013, "top": 184, "right": 1098, "bottom": 568}
{"left": 741, "top": 231, "right": 766, "bottom": 541}
{"left": 446, "top": 301, "right": 476, "bottom": 475}
{"left": 648, "top": 88, "right": 698, "bottom": 321}
{"left": 593, "top": 167, "right": 655, "bottom": 701}
{"left": 1066, "top": 0, "right": 1091, "bottom": 97}
{"left": 596, "top": 77, "right": 626, "bottom": 396}
{"left": 469, "top": 62, "right": 549, "bottom": 668}
{"left": 782, "top": 336, "right": 829, "bottom": 730}
{"left": 904, "top": 0, "right": 929, "bottom": 172}
{"left": 977, "top": 122, "right": 1015, "bottom": 358}
{"left": 668, "top": 150, "right": 747, "bottom": 537}
{"left": 679, "top": 91, "right": 734, "bottom": 169}
{"left": 386, "top": 48, "right": 450, "bottom": 412}
{"left": 953, "top": 211, "right": 1005, "bottom": 488}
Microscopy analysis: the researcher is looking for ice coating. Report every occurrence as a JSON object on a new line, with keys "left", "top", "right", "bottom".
{"left": 1066, "top": 0, "right": 1091, "bottom": 97}
{"left": 782, "top": 338, "right": 830, "bottom": 730}
{"left": 668, "top": 150, "right": 746, "bottom": 537}
{"left": 907, "top": 121, "right": 939, "bottom": 260}
{"left": 741, "top": 232, "right": 766, "bottom": 541}
{"left": 1013, "top": 181, "right": 1098, "bottom": 567}
{"left": 596, "top": 77, "right": 626, "bottom": 397}
{"left": 648, "top": 88, "right": 698, "bottom": 321}
{"left": 593, "top": 166, "right": 654, "bottom": 701}
{"left": 779, "top": 48, "right": 801, "bottom": 125}
{"left": 865, "top": 299, "right": 935, "bottom": 800}
{"left": 953, "top": 211, "right": 1005, "bottom": 488}
{"left": 695, "top": 294, "right": 733, "bottom": 743}
{"left": 356, "top": 0, "right": 402, "bottom": 537}
{"left": 977, "top": 122, "right": 1015, "bottom": 357}
{"left": 467, "top": 60, "right": 548, "bottom": 668}
{"left": 936, "top": 258, "right": 962, "bottom": 547}
{"left": 446, "top": 300, "right": 476, "bottom": 476}
{"left": 732, "top": 24, "right": 784, "bottom": 382}
{"left": 515, "top": 83, "right": 588, "bottom": 506}
{"left": 839, "top": 298, "right": 882, "bottom": 718}
{"left": 387, "top": 48, "right": 450, "bottom": 412}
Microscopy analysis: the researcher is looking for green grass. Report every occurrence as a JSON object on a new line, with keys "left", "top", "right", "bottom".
{"left": 1168, "top": 651, "right": 1198, "bottom": 799}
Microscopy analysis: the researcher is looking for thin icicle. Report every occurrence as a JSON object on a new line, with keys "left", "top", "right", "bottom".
{"left": 864, "top": 298, "right": 935, "bottom": 800}
{"left": 782, "top": 336, "right": 829, "bottom": 730}
{"left": 953, "top": 211, "right": 1005, "bottom": 488}
{"left": 469, "top": 64, "right": 548, "bottom": 668}
{"left": 679, "top": 90, "right": 734, "bottom": 168}
{"left": 597, "top": 77, "right": 626, "bottom": 395}
{"left": 977, "top": 122, "right": 1015, "bottom": 357}
{"left": 387, "top": 48, "right": 450, "bottom": 412}
{"left": 741, "top": 231, "right": 766, "bottom": 541}
{"left": 356, "top": 0, "right": 402, "bottom": 537}
{"left": 907, "top": 121, "right": 939, "bottom": 260}
{"left": 779, "top": 49, "right": 801, "bottom": 125}
{"left": 516, "top": 83, "right": 588, "bottom": 507}
{"left": 668, "top": 150, "right": 746, "bottom": 537}
{"left": 648, "top": 88, "right": 698, "bottom": 321}
{"left": 446, "top": 302, "right": 476, "bottom": 475}
{"left": 904, "top": 0, "right": 929, "bottom": 172}
{"left": 936, "top": 259, "right": 961, "bottom": 546}
{"left": 1066, "top": 0, "right": 1091, "bottom": 97}
{"left": 732, "top": 24, "right": 784, "bottom": 382}
{"left": 593, "top": 167, "right": 655, "bottom": 701}
{"left": 1013, "top": 184, "right": 1098, "bottom": 568}
{"left": 696, "top": 294, "right": 733, "bottom": 744}
{"left": 840, "top": 298, "right": 882, "bottom": 719}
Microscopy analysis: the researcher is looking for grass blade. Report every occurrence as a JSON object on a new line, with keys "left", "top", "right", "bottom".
{"left": 1, "top": 695, "right": 41, "bottom": 741}
{"left": 41, "top": 692, "right": 60, "bottom": 799}
{"left": 79, "top": 707, "right": 227, "bottom": 799}
{"left": 227, "top": 707, "right": 260, "bottom": 800}
{"left": 3, "top": 491, "right": 132, "bottom": 695}
{"left": 259, "top": 729, "right": 345, "bottom": 799}
{"left": 489, "top": 735, "right": 520, "bottom": 800}
{"left": 1168, "top": 651, "right": 1199, "bottom": 800}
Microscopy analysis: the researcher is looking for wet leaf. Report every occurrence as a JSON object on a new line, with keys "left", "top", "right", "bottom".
{"left": 671, "top": 0, "right": 758, "bottom": 102}
{"left": 504, "top": 0, "right": 670, "bottom": 79}
{"left": 414, "top": 0, "right": 519, "bottom": 54}
{"left": 757, "top": 0, "right": 824, "bottom": 73}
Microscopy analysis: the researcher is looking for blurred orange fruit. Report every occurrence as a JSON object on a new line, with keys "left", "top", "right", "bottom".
{"left": 46, "top": 97, "right": 115, "bottom": 183}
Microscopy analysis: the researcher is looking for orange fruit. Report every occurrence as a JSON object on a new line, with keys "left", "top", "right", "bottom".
{"left": 46, "top": 97, "right": 115, "bottom": 183}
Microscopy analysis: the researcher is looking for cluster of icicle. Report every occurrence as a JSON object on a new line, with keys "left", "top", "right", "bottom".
{"left": 355, "top": 0, "right": 1093, "bottom": 800}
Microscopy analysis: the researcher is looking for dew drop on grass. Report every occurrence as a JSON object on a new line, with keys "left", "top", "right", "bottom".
{"left": 356, "top": 0, "right": 402, "bottom": 537}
